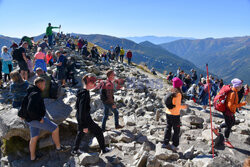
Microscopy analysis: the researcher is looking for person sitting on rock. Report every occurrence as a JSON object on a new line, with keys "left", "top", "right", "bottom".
{"left": 10, "top": 71, "right": 29, "bottom": 108}
{"left": 72, "top": 74, "right": 111, "bottom": 156}
{"left": 186, "top": 84, "right": 197, "bottom": 102}
{"left": 166, "top": 72, "right": 173, "bottom": 82}
{"left": 151, "top": 68, "right": 157, "bottom": 75}
{"left": 19, "top": 77, "right": 70, "bottom": 161}
{"left": 35, "top": 68, "right": 51, "bottom": 98}
{"left": 215, "top": 78, "right": 247, "bottom": 148}
{"left": 101, "top": 70, "right": 123, "bottom": 131}
{"left": 65, "top": 57, "right": 78, "bottom": 87}
{"left": 162, "top": 77, "right": 187, "bottom": 151}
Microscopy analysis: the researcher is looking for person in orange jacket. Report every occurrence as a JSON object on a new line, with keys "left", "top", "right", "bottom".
{"left": 218, "top": 78, "right": 247, "bottom": 147}
{"left": 162, "top": 77, "right": 187, "bottom": 151}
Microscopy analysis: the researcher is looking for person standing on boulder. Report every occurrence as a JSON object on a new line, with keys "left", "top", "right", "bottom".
{"left": 126, "top": 50, "right": 133, "bottom": 65}
{"left": 72, "top": 74, "right": 111, "bottom": 155}
{"left": 216, "top": 78, "right": 247, "bottom": 148}
{"left": 18, "top": 77, "right": 70, "bottom": 161}
{"left": 17, "top": 42, "right": 29, "bottom": 80}
{"left": 55, "top": 50, "right": 67, "bottom": 87}
{"left": 101, "top": 70, "right": 123, "bottom": 131}
{"left": 46, "top": 23, "right": 61, "bottom": 46}
{"left": 162, "top": 77, "right": 187, "bottom": 151}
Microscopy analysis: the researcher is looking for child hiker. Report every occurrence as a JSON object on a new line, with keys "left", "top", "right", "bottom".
{"left": 72, "top": 74, "right": 111, "bottom": 155}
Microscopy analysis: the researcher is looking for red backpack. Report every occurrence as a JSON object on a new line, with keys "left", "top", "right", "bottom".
{"left": 213, "top": 85, "right": 231, "bottom": 112}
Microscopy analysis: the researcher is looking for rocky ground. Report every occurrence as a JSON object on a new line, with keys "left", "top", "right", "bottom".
{"left": 0, "top": 40, "right": 249, "bottom": 167}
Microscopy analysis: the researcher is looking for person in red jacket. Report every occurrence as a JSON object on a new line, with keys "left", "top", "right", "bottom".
{"left": 126, "top": 50, "right": 132, "bottom": 65}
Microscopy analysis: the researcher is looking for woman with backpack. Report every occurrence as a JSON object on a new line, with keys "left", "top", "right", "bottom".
{"left": 162, "top": 77, "right": 187, "bottom": 151}
{"left": 72, "top": 74, "right": 111, "bottom": 155}
{"left": 215, "top": 78, "right": 247, "bottom": 148}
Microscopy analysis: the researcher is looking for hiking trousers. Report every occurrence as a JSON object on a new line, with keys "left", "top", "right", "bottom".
{"left": 163, "top": 114, "right": 181, "bottom": 147}
{"left": 73, "top": 120, "right": 105, "bottom": 151}
{"left": 220, "top": 113, "right": 235, "bottom": 139}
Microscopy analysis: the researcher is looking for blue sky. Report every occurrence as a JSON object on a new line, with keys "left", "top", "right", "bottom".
{"left": 0, "top": 0, "right": 250, "bottom": 38}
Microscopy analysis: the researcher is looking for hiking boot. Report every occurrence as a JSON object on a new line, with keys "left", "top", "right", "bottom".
{"left": 224, "top": 139, "right": 234, "bottom": 148}
{"left": 56, "top": 145, "right": 71, "bottom": 152}
{"left": 115, "top": 125, "right": 124, "bottom": 129}
{"left": 101, "top": 147, "right": 112, "bottom": 154}
{"left": 71, "top": 149, "right": 85, "bottom": 156}
{"left": 161, "top": 143, "right": 171, "bottom": 149}
{"left": 170, "top": 145, "right": 179, "bottom": 152}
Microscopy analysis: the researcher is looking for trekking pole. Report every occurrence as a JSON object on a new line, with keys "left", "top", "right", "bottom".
{"left": 206, "top": 64, "right": 214, "bottom": 158}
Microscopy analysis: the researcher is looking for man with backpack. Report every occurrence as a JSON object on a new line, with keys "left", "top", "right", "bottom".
{"left": 214, "top": 78, "right": 247, "bottom": 148}
{"left": 18, "top": 77, "right": 70, "bottom": 161}
{"left": 101, "top": 70, "right": 123, "bottom": 131}
{"left": 13, "top": 42, "right": 29, "bottom": 80}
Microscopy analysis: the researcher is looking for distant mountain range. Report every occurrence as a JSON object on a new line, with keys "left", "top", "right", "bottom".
{"left": 125, "top": 36, "right": 195, "bottom": 44}
{"left": 0, "top": 35, "right": 20, "bottom": 50}
{"left": 160, "top": 36, "right": 250, "bottom": 84}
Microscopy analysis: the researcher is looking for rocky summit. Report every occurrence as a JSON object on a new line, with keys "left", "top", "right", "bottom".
{"left": 0, "top": 38, "right": 249, "bottom": 167}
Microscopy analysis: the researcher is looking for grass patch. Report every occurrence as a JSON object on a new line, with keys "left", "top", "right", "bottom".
{"left": 1, "top": 137, "right": 29, "bottom": 156}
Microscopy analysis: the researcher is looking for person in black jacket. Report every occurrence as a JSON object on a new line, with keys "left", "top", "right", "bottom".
{"left": 72, "top": 74, "right": 111, "bottom": 156}
{"left": 20, "top": 77, "right": 70, "bottom": 161}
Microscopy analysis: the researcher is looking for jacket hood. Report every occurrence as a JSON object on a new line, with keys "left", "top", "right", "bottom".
{"left": 76, "top": 88, "right": 88, "bottom": 97}
{"left": 27, "top": 85, "right": 41, "bottom": 94}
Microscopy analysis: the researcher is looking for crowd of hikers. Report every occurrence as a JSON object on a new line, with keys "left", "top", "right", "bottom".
{"left": 0, "top": 23, "right": 249, "bottom": 161}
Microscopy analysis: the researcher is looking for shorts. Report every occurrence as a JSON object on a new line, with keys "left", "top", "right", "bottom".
{"left": 57, "top": 69, "right": 66, "bottom": 80}
{"left": 201, "top": 93, "right": 209, "bottom": 106}
{"left": 18, "top": 61, "right": 28, "bottom": 71}
{"left": 28, "top": 117, "right": 58, "bottom": 138}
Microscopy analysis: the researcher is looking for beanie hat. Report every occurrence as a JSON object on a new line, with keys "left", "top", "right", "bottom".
{"left": 172, "top": 77, "right": 183, "bottom": 88}
{"left": 231, "top": 78, "right": 242, "bottom": 88}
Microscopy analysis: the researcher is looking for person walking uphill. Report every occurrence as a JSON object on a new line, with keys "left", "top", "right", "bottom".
{"left": 216, "top": 78, "right": 247, "bottom": 148}
{"left": 18, "top": 77, "right": 70, "bottom": 161}
{"left": 72, "top": 74, "right": 111, "bottom": 156}
{"left": 101, "top": 70, "right": 123, "bottom": 131}
{"left": 126, "top": 50, "right": 132, "bottom": 65}
{"left": 46, "top": 23, "right": 61, "bottom": 46}
{"left": 162, "top": 77, "right": 187, "bottom": 151}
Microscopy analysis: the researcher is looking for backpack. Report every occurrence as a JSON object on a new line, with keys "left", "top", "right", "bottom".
{"left": 100, "top": 82, "right": 108, "bottom": 102}
{"left": 213, "top": 85, "right": 231, "bottom": 112}
{"left": 12, "top": 48, "right": 21, "bottom": 61}
{"left": 49, "top": 76, "right": 61, "bottom": 99}
{"left": 18, "top": 92, "right": 35, "bottom": 121}
{"left": 164, "top": 92, "right": 176, "bottom": 109}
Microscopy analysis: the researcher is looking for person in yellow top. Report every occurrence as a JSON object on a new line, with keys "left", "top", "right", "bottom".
{"left": 119, "top": 47, "right": 125, "bottom": 63}
{"left": 218, "top": 78, "right": 247, "bottom": 147}
{"left": 162, "top": 77, "right": 187, "bottom": 151}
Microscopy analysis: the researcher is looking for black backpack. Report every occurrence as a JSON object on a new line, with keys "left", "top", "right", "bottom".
{"left": 12, "top": 48, "right": 21, "bottom": 61}
{"left": 100, "top": 82, "right": 108, "bottom": 102}
{"left": 49, "top": 76, "right": 61, "bottom": 99}
{"left": 164, "top": 92, "right": 176, "bottom": 109}
{"left": 18, "top": 92, "right": 35, "bottom": 121}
